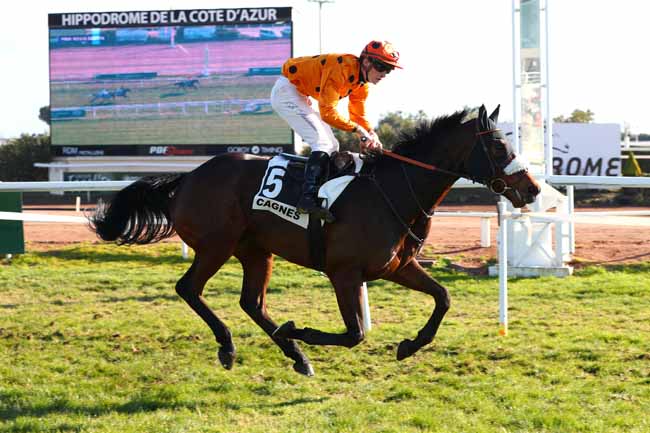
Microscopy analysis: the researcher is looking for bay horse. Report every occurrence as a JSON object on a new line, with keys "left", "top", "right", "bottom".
{"left": 91, "top": 105, "right": 540, "bottom": 376}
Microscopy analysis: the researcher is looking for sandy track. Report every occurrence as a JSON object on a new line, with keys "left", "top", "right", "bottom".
{"left": 19, "top": 204, "right": 650, "bottom": 268}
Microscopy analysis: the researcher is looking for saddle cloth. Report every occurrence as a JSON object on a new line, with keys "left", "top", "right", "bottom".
{"left": 252, "top": 153, "right": 363, "bottom": 228}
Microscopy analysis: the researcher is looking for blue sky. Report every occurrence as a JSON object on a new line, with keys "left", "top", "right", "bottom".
{"left": 1, "top": 0, "right": 648, "bottom": 138}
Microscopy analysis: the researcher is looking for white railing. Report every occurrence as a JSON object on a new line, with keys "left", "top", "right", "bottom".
{"left": 547, "top": 175, "right": 650, "bottom": 188}
{"left": 0, "top": 211, "right": 87, "bottom": 223}
{"left": 0, "top": 181, "right": 134, "bottom": 192}
{"left": 0, "top": 177, "right": 490, "bottom": 193}
{"left": 53, "top": 98, "right": 271, "bottom": 118}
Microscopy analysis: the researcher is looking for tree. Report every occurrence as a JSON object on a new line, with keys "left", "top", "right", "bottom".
{"left": 0, "top": 134, "right": 51, "bottom": 181}
{"left": 331, "top": 110, "right": 429, "bottom": 153}
{"left": 553, "top": 109, "right": 594, "bottom": 123}
{"left": 39, "top": 106, "right": 51, "bottom": 126}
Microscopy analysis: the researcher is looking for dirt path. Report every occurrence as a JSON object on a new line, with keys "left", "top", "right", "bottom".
{"left": 19, "top": 204, "right": 650, "bottom": 269}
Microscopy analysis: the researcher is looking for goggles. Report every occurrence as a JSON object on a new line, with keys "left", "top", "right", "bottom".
{"left": 369, "top": 58, "right": 395, "bottom": 74}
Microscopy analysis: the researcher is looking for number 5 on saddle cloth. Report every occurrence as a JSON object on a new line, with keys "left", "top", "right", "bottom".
{"left": 252, "top": 152, "right": 363, "bottom": 229}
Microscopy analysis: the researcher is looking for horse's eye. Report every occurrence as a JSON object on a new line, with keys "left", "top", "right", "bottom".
{"left": 493, "top": 142, "right": 506, "bottom": 155}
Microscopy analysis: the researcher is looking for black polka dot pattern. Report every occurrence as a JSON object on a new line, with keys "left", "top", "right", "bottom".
{"left": 337, "top": 56, "right": 343, "bottom": 64}
{"left": 315, "top": 86, "right": 320, "bottom": 92}
{"left": 320, "top": 58, "right": 326, "bottom": 65}
{"left": 372, "top": 42, "right": 381, "bottom": 49}
{"left": 349, "top": 75, "right": 355, "bottom": 83}
{"left": 288, "top": 65, "right": 297, "bottom": 74}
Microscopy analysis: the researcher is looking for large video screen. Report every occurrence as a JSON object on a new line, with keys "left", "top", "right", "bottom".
{"left": 48, "top": 8, "right": 293, "bottom": 156}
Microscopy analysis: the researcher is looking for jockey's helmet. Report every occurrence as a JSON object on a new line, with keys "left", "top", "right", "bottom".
{"left": 361, "top": 40, "right": 402, "bottom": 69}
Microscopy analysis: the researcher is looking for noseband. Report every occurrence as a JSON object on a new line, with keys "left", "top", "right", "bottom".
{"left": 470, "top": 128, "right": 527, "bottom": 197}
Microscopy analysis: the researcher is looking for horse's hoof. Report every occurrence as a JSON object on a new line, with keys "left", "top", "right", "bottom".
{"left": 396, "top": 339, "right": 418, "bottom": 361}
{"left": 218, "top": 347, "right": 236, "bottom": 370}
{"left": 272, "top": 321, "right": 296, "bottom": 339}
{"left": 293, "top": 360, "right": 315, "bottom": 377}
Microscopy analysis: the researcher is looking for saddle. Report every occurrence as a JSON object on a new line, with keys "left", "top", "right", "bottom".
{"left": 281, "top": 151, "right": 359, "bottom": 183}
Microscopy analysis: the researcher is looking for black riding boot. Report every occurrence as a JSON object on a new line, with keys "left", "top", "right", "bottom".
{"left": 296, "top": 151, "right": 335, "bottom": 223}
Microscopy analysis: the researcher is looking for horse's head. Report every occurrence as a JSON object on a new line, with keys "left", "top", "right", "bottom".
{"left": 385, "top": 107, "right": 541, "bottom": 208}
{"left": 463, "top": 105, "right": 541, "bottom": 208}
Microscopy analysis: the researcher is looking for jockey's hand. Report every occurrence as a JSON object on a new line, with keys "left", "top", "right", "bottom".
{"left": 355, "top": 127, "right": 382, "bottom": 154}
{"left": 367, "top": 130, "right": 383, "bottom": 154}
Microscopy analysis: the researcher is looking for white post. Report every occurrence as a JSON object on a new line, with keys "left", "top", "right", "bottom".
{"left": 361, "top": 282, "right": 371, "bottom": 332}
{"left": 554, "top": 216, "right": 564, "bottom": 267}
{"left": 511, "top": 0, "right": 521, "bottom": 154}
{"left": 480, "top": 217, "right": 491, "bottom": 247}
{"left": 309, "top": 0, "right": 334, "bottom": 54}
{"left": 498, "top": 201, "right": 508, "bottom": 336}
{"left": 181, "top": 242, "right": 189, "bottom": 259}
{"left": 567, "top": 185, "right": 575, "bottom": 253}
{"left": 75, "top": 196, "right": 81, "bottom": 212}
{"left": 543, "top": 0, "right": 553, "bottom": 178}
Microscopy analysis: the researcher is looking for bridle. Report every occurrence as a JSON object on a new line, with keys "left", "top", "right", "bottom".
{"left": 380, "top": 127, "right": 524, "bottom": 196}
{"left": 472, "top": 128, "right": 517, "bottom": 195}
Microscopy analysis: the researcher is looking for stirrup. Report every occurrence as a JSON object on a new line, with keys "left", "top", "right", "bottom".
{"left": 296, "top": 197, "right": 318, "bottom": 214}
{"left": 309, "top": 207, "right": 336, "bottom": 224}
{"left": 296, "top": 201, "right": 336, "bottom": 223}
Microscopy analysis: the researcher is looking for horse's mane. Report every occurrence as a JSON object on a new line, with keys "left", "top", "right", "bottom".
{"left": 387, "top": 109, "right": 471, "bottom": 160}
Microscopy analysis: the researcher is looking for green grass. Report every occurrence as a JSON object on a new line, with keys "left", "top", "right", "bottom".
{"left": 1, "top": 243, "right": 649, "bottom": 432}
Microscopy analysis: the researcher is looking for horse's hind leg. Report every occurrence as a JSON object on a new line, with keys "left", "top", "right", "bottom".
{"left": 176, "top": 251, "right": 237, "bottom": 370}
{"left": 236, "top": 246, "right": 314, "bottom": 376}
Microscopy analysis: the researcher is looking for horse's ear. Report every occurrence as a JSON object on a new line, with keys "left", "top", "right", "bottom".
{"left": 489, "top": 105, "right": 500, "bottom": 123}
{"left": 479, "top": 104, "right": 488, "bottom": 128}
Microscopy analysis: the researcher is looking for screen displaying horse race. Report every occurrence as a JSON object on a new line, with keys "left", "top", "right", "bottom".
{"left": 48, "top": 8, "right": 293, "bottom": 156}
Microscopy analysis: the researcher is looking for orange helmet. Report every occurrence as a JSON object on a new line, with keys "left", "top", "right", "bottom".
{"left": 361, "top": 40, "right": 402, "bottom": 69}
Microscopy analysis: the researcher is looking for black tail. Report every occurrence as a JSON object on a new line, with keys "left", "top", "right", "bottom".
{"left": 90, "top": 174, "right": 185, "bottom": 245}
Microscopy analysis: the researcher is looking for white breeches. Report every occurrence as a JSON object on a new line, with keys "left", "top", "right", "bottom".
{"left": 270, "top": 76, "right": 340, "bottom": 154}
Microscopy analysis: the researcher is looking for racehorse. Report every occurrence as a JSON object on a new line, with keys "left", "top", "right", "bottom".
{"left": 89, "top": 87, "right": 130, "bottom": 104}
{"left": 90, "top": 105, "right": 540, "bottom": 376}
{"left": 89, "top": 89, "right": 113, "bottom": 104}
{"left": 174, "top": 79, "right": 199, "bottom": 90}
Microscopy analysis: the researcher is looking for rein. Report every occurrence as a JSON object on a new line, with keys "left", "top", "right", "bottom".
{"left": 380, "top": 128, "right": 502, "bottom": 179}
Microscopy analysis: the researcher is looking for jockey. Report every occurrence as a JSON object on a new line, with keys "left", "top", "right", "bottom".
{"left": 270, "top": 40, "right": 402, "bottom": 220}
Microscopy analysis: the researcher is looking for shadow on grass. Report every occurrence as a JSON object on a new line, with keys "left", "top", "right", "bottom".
{"left": 39, "top": 247, "right": 189, "bottom": 266}
{"left": 99, "top": 293, "right": 180, "bottom": 304}
{"left": 255, "top": 396, "right": 329, "bottom": 408}
{"left": 0, "top": 391, "right": 329, "bottom": 424}
{"left": 0, "top": 390, "right": 199, "bottom": 422}
{"left": 576, "top": 262, "right": 650, "bottom": 275}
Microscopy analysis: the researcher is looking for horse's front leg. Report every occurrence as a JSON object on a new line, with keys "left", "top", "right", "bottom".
{"left": 384, "top": 260, "right": 451, "bottom": 361}
{"left": 273, "top": 269, "right": 365, "bottom": 348}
